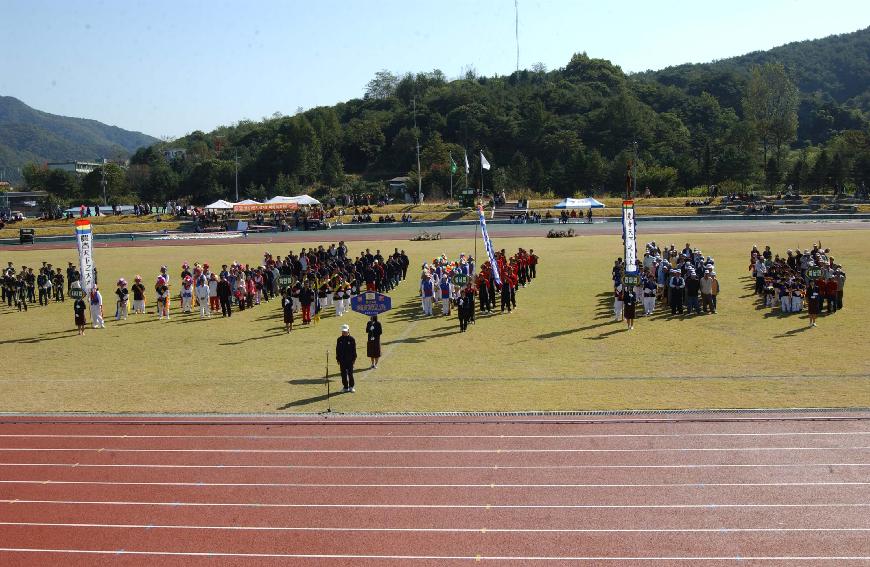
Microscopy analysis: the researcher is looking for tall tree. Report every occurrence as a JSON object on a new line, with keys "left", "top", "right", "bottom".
{"left": 743, "top": 63, "right": 799, "bottom": 179}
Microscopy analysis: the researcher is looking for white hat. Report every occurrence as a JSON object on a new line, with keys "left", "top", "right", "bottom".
{"left": 341, "top": 324, "right": 350, "bottom": 332}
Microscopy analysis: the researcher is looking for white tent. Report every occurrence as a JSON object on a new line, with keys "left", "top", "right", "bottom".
{"left": 292, "top": 194, "right": 321, "bottom": 206}
{"left": 554, "top": 197, "right": 605, "bottom": 209}
{"left": 266, "top": 194, "right": 321, "bottom": 206}
{"left": 264, "top": 196, "right": 296, "bottom": 205}
{"left": 235, "top": 199, "right": 262, "bottom": 205}
{"left": 204, "top": 199, "right": 234, "bottom": 210}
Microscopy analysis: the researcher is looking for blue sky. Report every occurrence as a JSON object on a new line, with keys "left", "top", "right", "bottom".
{"left": 1, "top": 0, "right": 867, "bottom": 138}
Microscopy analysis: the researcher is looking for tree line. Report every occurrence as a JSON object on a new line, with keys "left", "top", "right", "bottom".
{"left": 22, "top": 28, "right": 870, "bottom": 205}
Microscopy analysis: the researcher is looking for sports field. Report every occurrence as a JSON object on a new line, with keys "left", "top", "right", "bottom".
{"left": 0, "top": 223, "right": 868, "bottom": 413}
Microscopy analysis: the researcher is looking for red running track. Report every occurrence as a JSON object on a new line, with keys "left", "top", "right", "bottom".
{"left": 0, "top": 412, "right": 868, "bottom": 566}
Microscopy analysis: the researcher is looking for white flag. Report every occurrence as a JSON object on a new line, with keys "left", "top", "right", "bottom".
{"left": 464, "top": 151, "right": 470, "bottom": 174}
{"left": 480, "top": 151, "right": 491, "bottom": 171}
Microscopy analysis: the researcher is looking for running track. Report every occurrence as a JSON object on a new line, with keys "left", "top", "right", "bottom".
{"left": 0, "top": 412, "right": 868, "bottom": 566}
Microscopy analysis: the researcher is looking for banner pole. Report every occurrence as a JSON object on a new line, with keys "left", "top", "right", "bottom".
{"left": 325, "top": 350, "right": 331, "bottom": 413}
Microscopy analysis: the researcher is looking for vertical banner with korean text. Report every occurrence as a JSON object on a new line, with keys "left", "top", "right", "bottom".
{"left": 622, "top": 200, "right": 637, "bottom": 274}
{"left": 75, "top": 219, "right": 96, "bottom": 293}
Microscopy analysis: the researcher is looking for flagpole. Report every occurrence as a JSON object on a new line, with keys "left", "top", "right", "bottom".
{"left": 474, "top": 208, "right": 478, "bottom": 264}
{"left": 449, "top": 152, "right": 454, "bottom": 204}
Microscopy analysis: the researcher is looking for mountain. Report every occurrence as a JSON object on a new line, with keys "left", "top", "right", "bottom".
{"left": 639, "top": 27, "right": 870, "bottom": 109}
{"left": 32, "top": 27, "right": 870, "bottom": 203}
{"left": 0, "top": 96, "right": 158, "bottom": 181}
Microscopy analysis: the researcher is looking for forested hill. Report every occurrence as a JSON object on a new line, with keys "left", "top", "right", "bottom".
{"left": 26, "top": 27, "right": 870, "bottom": 205}
{"left": 640, "top": 26, "right": 870, "bottom": 110}
{"left": 0, "top": 96, "right": 157, "bottom": 179}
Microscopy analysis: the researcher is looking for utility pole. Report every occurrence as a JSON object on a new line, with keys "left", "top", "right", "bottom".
{"left": 632, "top": 141, "right": 638, "bottom": 198}
{"left": 234, "top": 148, "right": 239, "bottom": 202}
{"left": 101, "top": 163, "right": 108, "bottom": 206}
{"left": 413, "top": 98, "right": 422, "bottom": 204}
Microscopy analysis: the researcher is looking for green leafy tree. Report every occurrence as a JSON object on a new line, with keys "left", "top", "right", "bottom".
{"left": 743, "top": 63, "right": 799, "bottom": 175}
{"left": 82, "top": 164, "right": 129, "bottom": 204}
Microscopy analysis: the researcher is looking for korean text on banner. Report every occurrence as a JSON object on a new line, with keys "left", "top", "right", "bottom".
{"left": 75, "top": 219, "right": 96, "bottom": 293}
{"left": 622, "top": 200, "right": 638, "bottom": 274}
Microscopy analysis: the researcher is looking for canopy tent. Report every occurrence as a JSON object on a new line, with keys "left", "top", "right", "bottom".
{"left": 266, "top": 194, "right": 321, "bottom": 206}
{"left": 235, "top": 199, "right": 262, "bottom": 205}
{"left": 554, "top": 197, "right": 605, "bottom": 209}
{"left": 204, "top": 199, "right": 234, "bottom": 211}
{"left": 291, "top": 194, "right": 321, "bottom": 206}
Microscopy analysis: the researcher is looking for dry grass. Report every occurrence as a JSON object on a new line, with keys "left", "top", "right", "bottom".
{"left": 0, "top": 229, "right": 867, "bottom": 413}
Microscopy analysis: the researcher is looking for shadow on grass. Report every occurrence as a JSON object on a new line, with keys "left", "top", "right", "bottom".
{"left": 287, "top": 378, "right": 332, "bottom": 385}
{"left": 535, "top": 320, "right": 614, "bottom": 340}
{"left": 219, "top": 331, "right": 289, "bottom": 345}
{"left": 0, "top": 332, "right": 80, "bottom": 345}
{"left": 586, "top": 328, "right": 625, "bottom": 340}
{"left": 278, "top": 390, "right": 338, "bottom": 410}
{"left": 382, "top": 330, "right": 455, "bottom": 345}
{"left": 774, "top": 324, "right": 813, "bottom": 338}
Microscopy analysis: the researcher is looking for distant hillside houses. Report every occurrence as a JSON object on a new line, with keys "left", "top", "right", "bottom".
{"left": 163, "top": 148, "right": 186, "bottom": 161}
{"left": 48, "top": 159, "right": 129, "bottom": 176}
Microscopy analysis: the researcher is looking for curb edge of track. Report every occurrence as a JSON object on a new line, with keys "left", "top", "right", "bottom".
{"left": 0, "top": 407, "right": 868, "bottom": 425}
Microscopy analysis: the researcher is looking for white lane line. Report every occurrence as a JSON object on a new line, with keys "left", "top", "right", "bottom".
{"left": 0, "top": 462, "right": 868, "bottom": 470}
{"left": 3, "top": 499, "right": 869, "bottom": 510}
{"left": 1, "top": 522, "right": 869, "bottom": 533}
{"left": 1, "top": 480, "right": 867, "bottom": 488}
{"left": 0, "top": 549, "right": 867, "bottom": 561}
{"left": 0, "top": 432, "right": 866, "bottom": 439}
{"left": 0, "top": 446, "right": 867, "bottom": 453}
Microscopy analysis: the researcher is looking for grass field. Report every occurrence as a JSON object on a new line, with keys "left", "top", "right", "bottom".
{"left": 0, "top": 227, "right": 867, "bottom": 413}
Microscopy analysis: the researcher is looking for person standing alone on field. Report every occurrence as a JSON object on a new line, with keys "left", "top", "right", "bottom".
{"left": 89, "top": 286, "right": 105, "bottom": 328}
{"left": 217, "top": 274, "right": 232, "bottom": 317}
{"left": 366, "top": 315, "right": 382, "bottom": 368}
{"left": 336, "top": 324, "right": 357, "bottom": 393}
{"left": 74, "top": 290, "right": 87, "bottom": 335}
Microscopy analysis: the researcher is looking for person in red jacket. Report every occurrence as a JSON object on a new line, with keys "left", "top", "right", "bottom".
{"left": 476, "top": 271, "right": 490, "bottom": 313}
{"left": 529, "top": 249, "right": 539, "bottom": 280}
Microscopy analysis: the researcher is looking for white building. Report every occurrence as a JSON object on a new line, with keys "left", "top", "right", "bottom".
{"left": 47, "top": 161, "right": 103, "bottom": 175}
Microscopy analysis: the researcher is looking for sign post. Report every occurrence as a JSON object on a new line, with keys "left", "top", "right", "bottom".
{"left": 350, "top": 292, "right": 392, "bottom": 316}
{"left": 622, "top": 199, "right": 639, "bottom": 283}
{"left": 452, "top": 274, "right": 470, "bottom": 287}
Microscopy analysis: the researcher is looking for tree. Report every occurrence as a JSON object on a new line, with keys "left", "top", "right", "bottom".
{"left": 365, "top": 70, "right": 399, "bottom": 100}
{"left": 764, "top": 157, "right": 781, "bottom": 192}
{"left": 810, "top": 149, "right": 830, "bottom": 192}
{"left": 29, "top": 168, "right": 81, "bottom": 200}
{"left": 743, "top": 63, "right": 799, "bottom": 175}
{"left": 82, "top": 164, "right": 129, "bottom": 204}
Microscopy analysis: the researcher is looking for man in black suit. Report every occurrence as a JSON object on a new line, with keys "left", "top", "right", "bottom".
{"left": 336, "top": 324, "right": 357, "bottom": 393}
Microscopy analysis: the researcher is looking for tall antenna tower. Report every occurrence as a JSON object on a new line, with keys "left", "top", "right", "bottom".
{"left": 515, "top": 0, "right": 520, "bottom": 72}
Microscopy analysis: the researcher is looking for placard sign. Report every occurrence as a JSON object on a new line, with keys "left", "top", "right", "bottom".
{"left": 350, "top": 292, "right": 392, "bottom": 316}
{"left": 806, "top": 267, "right": 823, "bottom": 279}
{"left": 452, "top": 274, "right": 470, "bottom": 287}
{"left": 278, "top": 276, "right": 295, "bottom": 288}
{"left": 623, "top": 274, "right": 640, "bottom": 286}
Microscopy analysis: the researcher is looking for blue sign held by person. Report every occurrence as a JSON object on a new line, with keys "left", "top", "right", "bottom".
{"left": 350, "top": 292, "right": 392, "bottom": 316}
